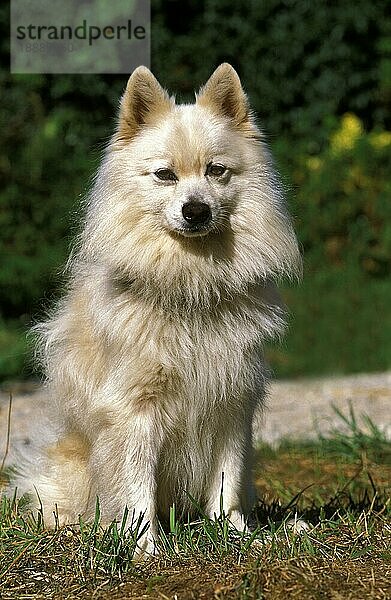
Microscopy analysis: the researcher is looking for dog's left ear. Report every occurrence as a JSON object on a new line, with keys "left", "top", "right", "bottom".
{"left": 196, "top": 63, "right": 251, "bottom": 127}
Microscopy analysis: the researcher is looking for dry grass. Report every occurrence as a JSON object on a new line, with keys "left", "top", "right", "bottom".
{"left": 1, "top": 409, "right": 391, "bottom": 599}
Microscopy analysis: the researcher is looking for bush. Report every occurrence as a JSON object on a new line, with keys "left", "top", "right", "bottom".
{"left": 269, "top": 115, "right": 391, "bottom": 376}
{"left": 152, "top": 0, "right": 390, "bottom": 145}
{"left": 281, "top": 114, "right": 391, "bottom": 277}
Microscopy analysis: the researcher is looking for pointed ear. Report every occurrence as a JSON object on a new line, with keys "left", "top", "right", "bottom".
{"left": 117, "top": 66, "right": 174, "bottom": 141}
{"left": 196, "top": 63, "right": 251, "bottom": 127}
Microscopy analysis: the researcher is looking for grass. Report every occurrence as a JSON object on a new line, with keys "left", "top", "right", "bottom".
{"left": 1, "top": 409, "right": 391, "bottom": 599}
{"left": 0, "top": 318, "right": 32, "bottom": 382}
{"left": 267, "top": 272, "right": 391, "bottom": 378}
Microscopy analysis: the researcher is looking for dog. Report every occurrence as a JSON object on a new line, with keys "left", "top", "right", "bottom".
{"left": 14, "top": 63, "right": 301, "bottom": 555}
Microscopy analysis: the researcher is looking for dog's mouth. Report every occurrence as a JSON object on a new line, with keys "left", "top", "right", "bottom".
{"left": 174, "top": 223, "right": 214, "bottom": 237}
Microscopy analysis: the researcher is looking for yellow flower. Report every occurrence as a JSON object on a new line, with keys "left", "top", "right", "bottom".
{"left": 330, "top": 113, "right": 363, "bottom": 153}
{"left": 306, "top": 156, "right": 322, "bottom": 171}
{"left": 369, "top": 131, "right": 391, "bottom": 149}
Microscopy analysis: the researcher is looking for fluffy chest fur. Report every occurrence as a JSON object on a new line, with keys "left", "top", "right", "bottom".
{"left": 52, "top": 271, "right": 282, "bottom": 416}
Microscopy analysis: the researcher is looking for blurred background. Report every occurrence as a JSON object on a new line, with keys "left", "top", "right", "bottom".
{"left": 0, "top": 0, "right": 390, "bottom": 382}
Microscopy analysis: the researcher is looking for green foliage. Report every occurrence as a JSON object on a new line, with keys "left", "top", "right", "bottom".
{"left": 0, "top": 317, "right": 31, "bottom": 380}
{"left": 286, "top": 115, "right": 391, "bottom": 277}
{"left": 0, "top": 70, "right": 113, "bottom": 318}
{"left": 152, "top": 0, "right": 390, "bottom": 144}
{"left": 0, "top": 1, "right": 390, "bottom": 379}
{"left": 268, "top": 115, "right": 391, "bottom": 377}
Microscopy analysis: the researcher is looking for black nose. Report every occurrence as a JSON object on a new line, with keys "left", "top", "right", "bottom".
{"left": 182, "top": 200, "right": 212, "bottom": 226}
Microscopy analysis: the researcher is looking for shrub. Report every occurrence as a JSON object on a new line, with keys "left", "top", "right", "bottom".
{"left": 269, "top": 115, "right": 391, "bottom": 376}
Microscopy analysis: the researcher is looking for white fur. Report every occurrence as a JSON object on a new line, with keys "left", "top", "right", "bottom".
{"left": 12, "top": 64, "right": 301, "bottom": 555}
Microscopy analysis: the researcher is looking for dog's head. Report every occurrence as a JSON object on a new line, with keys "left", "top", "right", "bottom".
{"left": 112, "top": 63, "right": 261, "bottom": 239}
{"left": 84, "top": 64, "right": 301, "bottom": 298}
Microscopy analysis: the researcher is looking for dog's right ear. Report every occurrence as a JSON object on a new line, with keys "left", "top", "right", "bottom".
{"left": 116, "top": 67, "right": 174, "bottom": 142}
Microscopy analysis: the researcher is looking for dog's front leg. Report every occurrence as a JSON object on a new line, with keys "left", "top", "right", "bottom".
{"left": 91, "top": 411, "right": 162, "bottom": 557}
{"left": 205, "top": 424, "right": 255, "bottom": 531}
{"left": 122, "top": 412, "right": 164, "bottom": 556}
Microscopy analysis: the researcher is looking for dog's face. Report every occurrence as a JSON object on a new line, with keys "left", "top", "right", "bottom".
{"left": 109, "top": 63, "right": 264, "bottom": 240}
{"left": 130, "top": 106, "right": 242, "bottom": 239}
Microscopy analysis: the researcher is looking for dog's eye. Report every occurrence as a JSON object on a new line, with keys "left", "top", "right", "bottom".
{"left": 154, "top": 168, "right": 177, "bottom": 181}
{"left": 206, "top": 163, "right": 227, "bottom": 177}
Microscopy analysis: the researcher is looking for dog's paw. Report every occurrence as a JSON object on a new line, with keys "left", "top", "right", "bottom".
{"left": 228, "top": 509, "right": 246, "bottom": 531}
{"left": 286, "top": 517, "right": 311, "bottom": 534}
{"left": 133, "top": 533, "right": 158, "bottom": 560}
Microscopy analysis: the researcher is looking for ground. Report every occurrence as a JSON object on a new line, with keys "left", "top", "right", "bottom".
{"left": 0, "top": 372, "right": 390, "bottom": 599}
